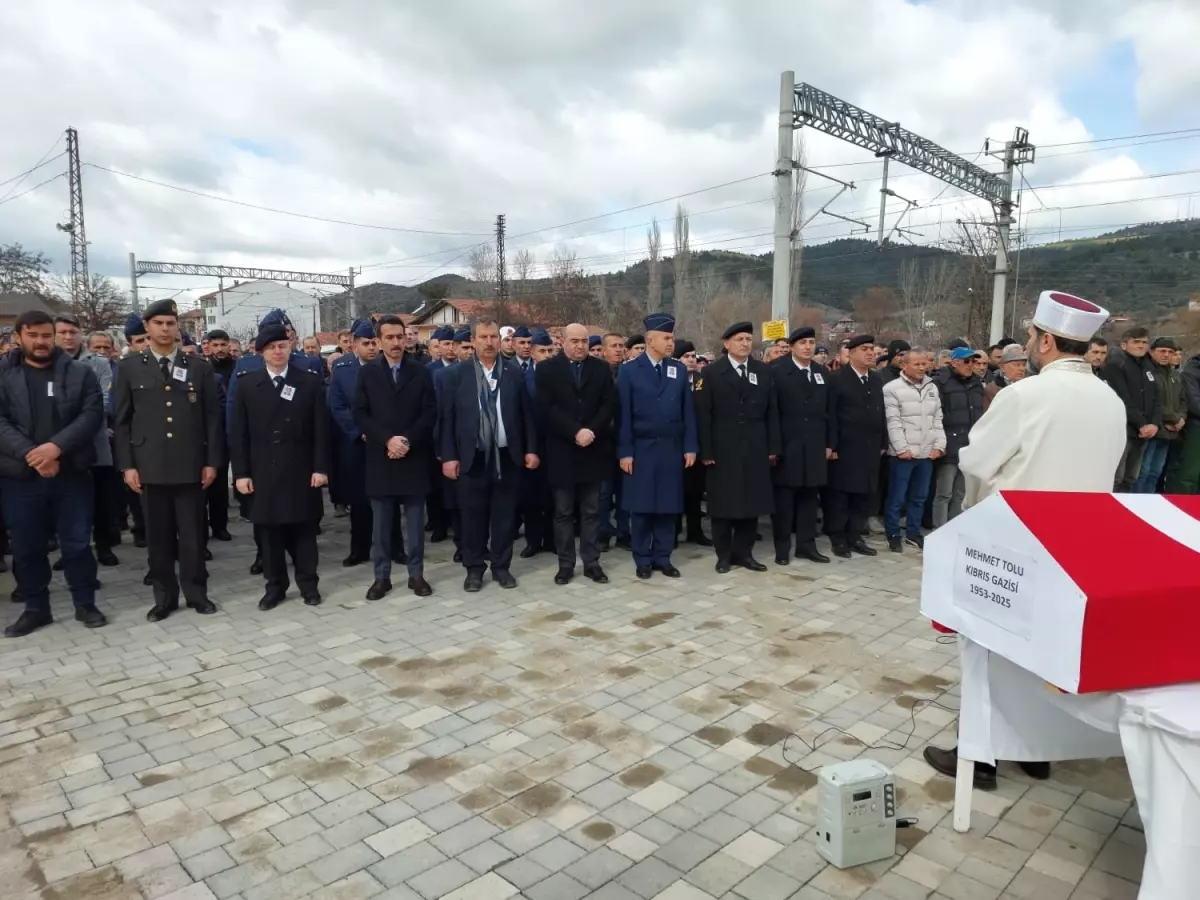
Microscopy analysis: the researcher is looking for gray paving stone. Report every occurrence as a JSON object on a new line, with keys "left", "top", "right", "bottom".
{"left": 308, "top": 841, "right": 382, "bottom": 886}
{"left": 563, "top": 846, "right": 635, "bottom": 889}
{"left": 616, "top": 857, "right": 685, "bottom": 898}
{"left": 654, "top": 832, "right": 721, "bottom": 872}
{"left": 406, "top": 858, "right": 476, "bottom": 899}
{"left": 368, "top": 841, "right": 449, "bottom": 887}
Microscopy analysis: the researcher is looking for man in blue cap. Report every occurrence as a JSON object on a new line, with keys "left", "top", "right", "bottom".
{"left": 431, "top": 327, "right": 474, "bottom": 562}
{"left": 517, "top": 330, "right": 555, "bottom": 560}
{"left": 421, "top": 326, "right": 455, "bottom": 543}
{"left": 931, "top": 344, "right": 985, "bottom": 526}
{"left": 180, "top": 333, "right": 198, "bottom": 356}
{"left": 426, "top": 326, "right": 454, "bottom": 373}
{"left": 225, "top": 309, "right": 324, "bottom": 575}
{"left": 512, "top": 326, "right": 534, "bottom": 375}
{"left": 588, "top": 334, "right": 603, "bottom": 359}
{"left": 118, "top": 314, "right": 150, "bottom": 547}
{"left": 617, "top": 313, "right": 697, "bottom": 579}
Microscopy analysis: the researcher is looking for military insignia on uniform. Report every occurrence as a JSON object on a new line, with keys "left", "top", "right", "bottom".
{"left": 694, "top": 378, "right": 703, "bottom": 391}
{"left": 189, "top": 392, "right": 197, "bottom": 403}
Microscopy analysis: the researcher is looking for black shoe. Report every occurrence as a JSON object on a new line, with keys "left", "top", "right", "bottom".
{"left": 145, "top": 604, "right": 176, "bottom": 623}
{"left": 584, "top": 565, "right": 610, "bottom": 584}
{"left": 653, "top": 563, "right": 680, "bottom": 578}
{"left": 715, "top": 560, "right": 732, "bottom": 574}
{"left": 302, "top": 593, "right": 322, "bottom": 606}
{"left": 189, "top": 598, "right": 217, "bottom": 615}
{"left": 554, "top": 568, "right": 573, "bottom": 585}
{"left": 493, "top": 570, "right": 517, "bottom": 589}
{"left": 204, "top": 548, "right": 213, "bottom": 562}
{"left": 134, "top": 534, "right": 147, "bottom": 549}
{"left": 519, "top": 545, "right": 541, "bottom": 559}
{"left": 52, "top": 558, "right": 64, "bottom": 572}
{"left": 688, "top": 532, "right": 714, "bottom": 547}
{"left": 795, "top": 544, "right": 830, "bottom": 564}
{"left": 5, "top": 610, "right": 52, "bottom": 638}
{"left": 342, "top": 553, "right": 369, "bottom": 567}
{"left": 143, "top": 572, "right": 154, "bottom": 586}
{"left": 258, "top": 594, "right": 284, "bottom": 611}
{"left": 888, "top": 536, "right": 903, "bottom": 553}
{"left": 249, "top": 557, "right": 263, "bottom": 576}
{"left": 96, "top": 548, "right": 119, "bottom": 567}
{"left": 832, "top": 544, "right": 852, "bottom": 559}
{"left": 636, "top": 565, "right": 652, "bottom": 579}
{"left": 923, "top": 745, "right": 996, "bottom": 791}
{"left": 366, "top": 579, "right": 392, "bottom": 601}
{"left": 392, "top": 551, "right": 408, "bottom": 565}
{"left": 849, "top": 539, "right": 878, "bottom": 557}
{"left": 408, "top": 576, "right": 432, "bottom": 597}
{"left": 333, "top": 504, "right": 349, "bottom": 518}
{"left": 430, "top": 530, "right": 448, "bottom": 543}
{"left": 616, "top": 537, "right": 633, "bottom": 552}
{"left": 453, "top": 549, "right": 463, "bottom": 563}
{"left": 464, "top": 572, "right": 483, "bottom": 592}
{"left": 736, "top": 556, "right": 768, "bottom": 573}
{"left": 211, "top": 529, "right": 232, "bottom": 542}
{"left": 775, "top": 552, "right": 790, "bottom": 566}
{"left": 74, "top": 605, "right": 107, "bottom": 629}
{"left": 905, "top": 534, "right": 925, "bottom": 551}
{"left": 599, "top": 536, "right": 611, "bottom": 552}
{"left": 1018, "top": 761, "right": 1051, "bottom": 780}
{"left": 9, "top": 587, "right": 21, "bottom": 604}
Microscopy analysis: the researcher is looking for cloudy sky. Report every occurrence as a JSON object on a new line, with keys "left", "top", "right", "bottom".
{"left": 2, "top": 0, "right": 1198, "bottom": 311}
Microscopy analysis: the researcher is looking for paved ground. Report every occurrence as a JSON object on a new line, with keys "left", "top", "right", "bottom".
{"left": 0, "top": 512, "right": 1146, "bottom": 900}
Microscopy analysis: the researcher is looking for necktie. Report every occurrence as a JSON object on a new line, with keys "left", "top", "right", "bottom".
{"left": 804, "top": 369, "right": 811, "bottom": 384}
{"left": 654, "top": 362, "right": 662, "bottom": 381}
{"left": 572, "top": 362, "right": 582, "bottom": 386}
{"left": 861, "top": 374, "right": 868, "bottom": 386}
{"left": 273, "top": 375, "right": 284, "bottom": 392}
{"left": 392, "top": 365, "right": 400, "bottom": 384}
{"left": 738, "top": 363, "right": 747, "bottom": 380}
{"left": 522, "top": 360, "right": 528, "bottom": 373}
{"left": 160, "top": 357, "right": 171, "bottom": 382}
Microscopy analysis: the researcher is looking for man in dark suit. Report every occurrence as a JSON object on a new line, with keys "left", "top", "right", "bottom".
{"left": 328, "top": 319, "right": 380, "bottom": 567}
{"left": 439, "top": 317, "right": 538, "bottom": 592}
{"left": 230, "top": 324, "right": 329, "bottom": 609}
{"left": 433, "top": 327, "right": 474, "bottom": 564}
{"left": 114, "top": 299, "right": 222, "bottom": 621}
{"left": 672, "top": 341, "right": 712, "bottom": 547}
{"left": 423, "top": 325, "right": 455, "bottom": 542}
{"left": 617, "top": 314, "right": 697, "bottom": 579}
{"left": 354, "top": 315, "right": 438, "bottom": 599}
{"left": 694, "top": 321, "right": 780, "bottom": 574}
{"left": 825, "top": 334, "right": 886, "bottom": 558}
{"left": 520, "top": 330, "right": 556, "bottom": 561}
{"left": 770, "top": 327, "right": 832, "bottom": 565}
{"left": 536, "top": 323, "right": 618, "bottom": 585}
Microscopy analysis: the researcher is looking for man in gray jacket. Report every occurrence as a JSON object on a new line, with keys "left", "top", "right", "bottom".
{"left": 882, "top": 348, "right": 945, "bottom": 552}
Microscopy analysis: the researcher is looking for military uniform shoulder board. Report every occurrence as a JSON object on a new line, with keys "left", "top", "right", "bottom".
{"left": 305, "top": 368, "right": 319, "bottom": 375}
{"left": 236, "top": 369, "right": 249, "bottom": 377}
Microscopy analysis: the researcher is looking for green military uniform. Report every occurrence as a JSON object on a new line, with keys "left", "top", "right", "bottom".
{"left": 113, "top": 299, "right": 223, "bottom": 620}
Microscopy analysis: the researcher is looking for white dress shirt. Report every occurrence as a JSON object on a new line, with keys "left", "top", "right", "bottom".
{"left": 480, "top": 361, "right": 508, "bottom": 449}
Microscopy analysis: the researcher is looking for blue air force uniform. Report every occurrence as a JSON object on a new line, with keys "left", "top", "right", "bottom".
{"left": 519, "top": 330, "right": 555, "bottom": 559}
{"left": 423, "top": 326, "right": 456, "bottom": 541}
{"left": 617, "top": 314, "right": 697, "bottom": 571}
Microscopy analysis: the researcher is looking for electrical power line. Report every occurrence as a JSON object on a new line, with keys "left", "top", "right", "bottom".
{"left": 0, "top": 172, "right": 66, "bottom": 208}
{"left": 0, "top": 133, "right": 66, "bottom": 199}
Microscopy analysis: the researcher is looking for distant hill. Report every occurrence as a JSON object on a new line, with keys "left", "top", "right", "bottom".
{"left": 327, "top": 273, "right": 472, "bottom": 315}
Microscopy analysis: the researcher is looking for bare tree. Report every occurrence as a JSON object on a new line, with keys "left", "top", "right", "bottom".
{"left": 591, "top": 273, "right": 612, "bottom": 324}
{"left": 0, "top": 243, "right": 52, "bottom": 294}
{"left": 947, "top": 220, "right": 999, "bottom": 349}
{"left": 512, "top": 248, "right": 535, "bottom": 296}
{"left": 851, "top": 286, "right": 898, "bottom": 335}
{"left": 47, "top": 272, "right": 129, "bottom": 332}
{"left": 672, "top": 203, "right": 691, "bottom": 332}
{"left": 533, "top": 245, "right": 593, "bottom": 325}
{"left": 788, "top": 133, "right": 807, "bottom": 325}
{"left": 687, "top": 274, "right": 722, "bottom": 346}
{"left": 467, "top": 243, "right": 497, "bottom": 299}
{"left": 897, "top": 256, "right": 962, "bottom": 343}
{"left": 646, "top": 218, "right": 662, "bottom": 313}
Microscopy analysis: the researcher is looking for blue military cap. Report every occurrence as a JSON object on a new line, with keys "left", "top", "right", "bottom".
{"left": 431, "top": 325, "right": 454, "bottom": 341}
{"left": 513, "top": 325, "right": 533, "bottom": 339}
{"left": 351, "top": 319, "right": 376, "bottom": 340}
{"left": 255, "top": 323, "right": 289, "bottom": 352}
{"left": 588, "top": 335, "right": 602, "bottom": 348}
{"left": 643, "top": 313, "right": 674, "bottom": 334}
{"left": 531, "top": 329, "right": 552, "bottom": 347}
{"left": 124, "top": 313, "right": 146, "bottom": 338}
{"left": 181, "top": 333, "right": 196, "bottom": 347}
{"left": 815, "top": 345, "right": 828, "bottom": 355}
{"left": 453, "top": 327, "right": 471, "bottom": 342}
{"left": 259, "top": 308, "right": 293, "bottom": 330}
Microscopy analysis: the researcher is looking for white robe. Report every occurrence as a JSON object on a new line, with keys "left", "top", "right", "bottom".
{"left": 959, "top": 356, "right": 1125, "bottom": 509}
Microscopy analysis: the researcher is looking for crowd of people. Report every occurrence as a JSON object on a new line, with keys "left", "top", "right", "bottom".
{"left": 0, "top": 291, "right": 1190, "bottom": 642}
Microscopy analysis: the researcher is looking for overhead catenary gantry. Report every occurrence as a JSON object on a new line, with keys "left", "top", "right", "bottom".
{"left": 772, "top": 72, "right": 1035, "bottom": 343}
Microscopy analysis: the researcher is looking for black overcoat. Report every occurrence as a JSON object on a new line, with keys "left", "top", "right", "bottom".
{"left": 353, "top": 355, "right": 436, "bottom": 499}
{"left": 535, "top": 354, "right": 618, "bottom": 486}
{"left": 826, "top": 365, "right": 887, "bottom": 494}
{"left": 769, "top": 358, "right": 832, "bottom": 488}
{"left": 693, "top": 355, "right": 780, "bottom": 519}
{"left": 229, "top": 366, "right": 329, "bottom": 524}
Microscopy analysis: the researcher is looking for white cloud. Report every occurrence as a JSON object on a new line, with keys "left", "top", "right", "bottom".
{"left": 0, "top": 0, "right": 1197, "bottom": 311}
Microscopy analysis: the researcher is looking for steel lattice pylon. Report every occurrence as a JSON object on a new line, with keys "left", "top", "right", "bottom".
{"left": 65, "top": 128, "right": 89, "bottom": 306}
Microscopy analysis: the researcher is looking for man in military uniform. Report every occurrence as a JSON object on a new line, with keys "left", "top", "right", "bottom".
{"left": 231, "top": 323, "right": 329, "bottom": 609}
{"left": 616, "top": 313, "right": 697, "bottom": 579}
{"left": 423, "top": 326, "right": 455, "bottom": 542}
{"left": 225, "top": 308, "right": 324, "bottom": 574}
{"left": 672, "top": 340, "right": 711, "bottom": 546}
{"left": 119, "top": 314, "right": 150, "bottom": 547}
{"left": 694, "top": 321, "right": 780, "bottom": 574}
{"left": 770, "top": 327, "right": 833, "bottom": 565}
{"left": 114, "top": 299, "right": 222, "bottom": 621}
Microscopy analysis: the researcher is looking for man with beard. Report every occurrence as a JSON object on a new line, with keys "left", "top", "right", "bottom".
{"left": 695, "top": 322, "right": 779, "bottom": 573}
{"left": 204, "top": 330, "right": 235, "bottom": 541}
{"left": 923, "top": 290, "right": 1124, "bottom": 790}
{"left": 824, "top": 334, "right": 886, "bottom": 558}
{"left": 0, "top": 310, "right": 106, "bottom": 636}
{"left": 769, "top": 327, "right": 832, "bottom": 565}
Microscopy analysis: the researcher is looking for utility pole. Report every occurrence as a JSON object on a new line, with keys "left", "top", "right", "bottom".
{"left": 65, "top": 127, "right": 89, "bottom": 308}
{"left": 986, "top": 127, "right": 1035, "bottom": 344}
{"left": 128, "top": 252, "right": 139, "bottom": 312}
{"left": 495, "top": 214, "right": 508, "bottom": 304}
{"left": 771, "top": 71, "right": 796, "bottom": 322}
